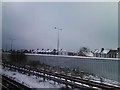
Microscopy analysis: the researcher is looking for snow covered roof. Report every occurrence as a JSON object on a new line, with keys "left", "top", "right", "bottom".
{"left": 40, "top": 49, "right": 45, "bottom": 52}
{"left": 83, "top": 51, "right": 93, "bottom": 57}
{"left": 37, "top": 49, "right": 42, "bottom": 52}
{"left": 101, "top": 50, "right": 110, "bottom": 54}
{"left": 32, "top": 49, "right": 46, "bottom": 53}
{"left": 86, "top": 52, "right": 94, "bottom": 57}
{"left": 46, "top": 49, "right": 53, "bottom": 52}
{"left": 60, "top": 50, "right": 67, "bottom": 52}
{"left": 32, "top": 49, "right": 37, "bottom": 53}
{"left": 94, "top": 49, "right": 110, "bottom": 54}
{"left": 94, "top": 49, "right": 101, "bottom": 53}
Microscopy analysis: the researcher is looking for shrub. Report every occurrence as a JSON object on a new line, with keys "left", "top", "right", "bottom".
{"left": 10, "top": 51, "right": 26, "bottom": 63}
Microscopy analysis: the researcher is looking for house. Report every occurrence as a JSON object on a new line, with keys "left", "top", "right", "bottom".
{"left": 101, "top": 49, "right": 110, "bottom": 58}
{"left": 93, "top": 49, "right": 101, "bottom": 57}
{"left": 37, "top": 49, "right": 43, "bottom": 54}
{"left": 68, "top": 51, "right": 77, "bottom": 56}
{"left": 46, "top": 49, "right": 54, "bottom": 54}
{"left": 101, "top": 49, "right": 118, "bottom": 58}
{"left": 85, "top": 51, "right": 94, "bottom": 57}
{"left": 94, "top": 48, "right": 118, "bottom": 58}
{"left": 107, "top": 50, "right": 117, "bottom": 58}
{"left": 32, "top": 49, "right": 37, "bottom": 53}
{"left": 59, "top": 49, "right": 68, "bottom": 55}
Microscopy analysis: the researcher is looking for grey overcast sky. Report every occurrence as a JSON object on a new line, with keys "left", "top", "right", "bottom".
{"left": 2, "top": 2, "right": 118, "bottom": 51}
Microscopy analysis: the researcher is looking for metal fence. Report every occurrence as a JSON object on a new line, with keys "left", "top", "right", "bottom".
{"left": 2, "top": 53, "right": 120, "bottom": 82}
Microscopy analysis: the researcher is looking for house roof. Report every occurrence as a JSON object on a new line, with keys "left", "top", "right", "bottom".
{"left": 37, "top": 49, "right": 42, "bottom": 52}
{"left": 94, "top": 49, "right": 101, "bottom": 53}
{"left": 85, "top": 52, "right": 93, "bottom": 57}
{"left": 46, "top": 49, "right": 53, "bottom": 52}
{"left": 101, "top": 49, "right": 110, "bottom": 54}
{"left": 60, "top": 50, "right": 67, "bottom": 52}
{"left": 94, "top": 48, "right": 117, "bottom": 54}
{"left": 32, "top": 49, "right": 37, "bottom": 53}
{"left": 108, "top": 50, "right": 117, "bottom": 53}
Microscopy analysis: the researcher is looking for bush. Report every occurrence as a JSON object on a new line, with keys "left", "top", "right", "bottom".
{"left": 10, "top": 51, "right": 26, "bottom": 63}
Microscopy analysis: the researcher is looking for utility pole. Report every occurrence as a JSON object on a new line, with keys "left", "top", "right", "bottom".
{"left": 5, "top": 42, "right": 7, "bottom": 51}
{"left": 54, "top": 27, "right": 62, "bottom": 55}
{"left": 9, "top": 38, "right": 15, "bottom": 51}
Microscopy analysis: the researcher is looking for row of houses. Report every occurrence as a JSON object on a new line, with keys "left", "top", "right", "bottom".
{"left": 67, "top": 48, "right": 120, "bottom": 58}
{"left": 31, "top": 49, "right": 68, "bottom": 55}
{"left": 4, "top": 48, "right": 120, "bottom": 58}
{"left": 93, "top": 48, "right": 119, "bottom": 58}
{"left": 18, "top": 48, "right": 120, "bottom": 58}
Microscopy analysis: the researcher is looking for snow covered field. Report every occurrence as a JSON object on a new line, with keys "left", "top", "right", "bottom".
{"left": 1, "top": 67, "right": 65, "bottom": 89}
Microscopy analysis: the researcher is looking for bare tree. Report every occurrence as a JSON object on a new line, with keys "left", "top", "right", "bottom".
{"left": 78, "top": 47, "right": 90, "bottom": 56}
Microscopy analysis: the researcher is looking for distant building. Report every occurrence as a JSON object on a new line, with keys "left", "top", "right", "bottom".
{"left": 46, "top": 49, "right": 53, "bottom": 54}
{"left": 101, "top": 49, "right": 110, "bottom": 58}
{"left": 107, "top": 50, "right": 117, "bottom": 58}
{"left": 93, "top": 49, "right": 101, "bottom": 57}
{"left": 78, "top": 51, "right": 93, "bottom": 57}
{"left": 85, "top": 51, "right": 94, "bottom": 57}
{"left": 68, "top": 51, "right": 77, "bottom": 56}
{"left": 59, "top": 49, "right": 68, "bottom": 55}
{"left": 93, "top": 48, "right": 118, "bottom": 58}
{"left": 32, "top": 49, "right": 37, "bottom": 53}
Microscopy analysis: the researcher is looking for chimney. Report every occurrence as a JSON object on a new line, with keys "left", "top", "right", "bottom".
{"left": 117, "top": 48, "right": 120, "bottom": 52}
{"left": 101, "top": 48, "right": 104, "bottom": 52}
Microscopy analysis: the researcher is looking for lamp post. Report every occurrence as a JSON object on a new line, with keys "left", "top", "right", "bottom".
{"left": 9, "top": 38, "right": 15, "bottom": 51}
{"left": 54, "top": 27, "right": 62, "bottom": 55}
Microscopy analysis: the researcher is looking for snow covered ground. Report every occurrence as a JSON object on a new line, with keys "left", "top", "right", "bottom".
{"left": 1, "top": 67, "right": 65, "bottom": 89}
{"left": 83, "top": 75, "right": 120, "bottom": 87}
{"left": 1, "top": 65, "right": 120, "bottom": 90}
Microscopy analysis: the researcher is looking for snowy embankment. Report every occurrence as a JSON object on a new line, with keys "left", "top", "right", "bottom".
{"left": 1, "top": 67, "right": 65, "bottom": 89}
{"left": 83, "top": 75, "right": 120, "bottom": 87}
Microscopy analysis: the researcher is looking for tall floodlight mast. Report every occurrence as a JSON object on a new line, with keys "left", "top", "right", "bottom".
{"left": 54, "top": 27, "right": 62, "bottom": 55}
